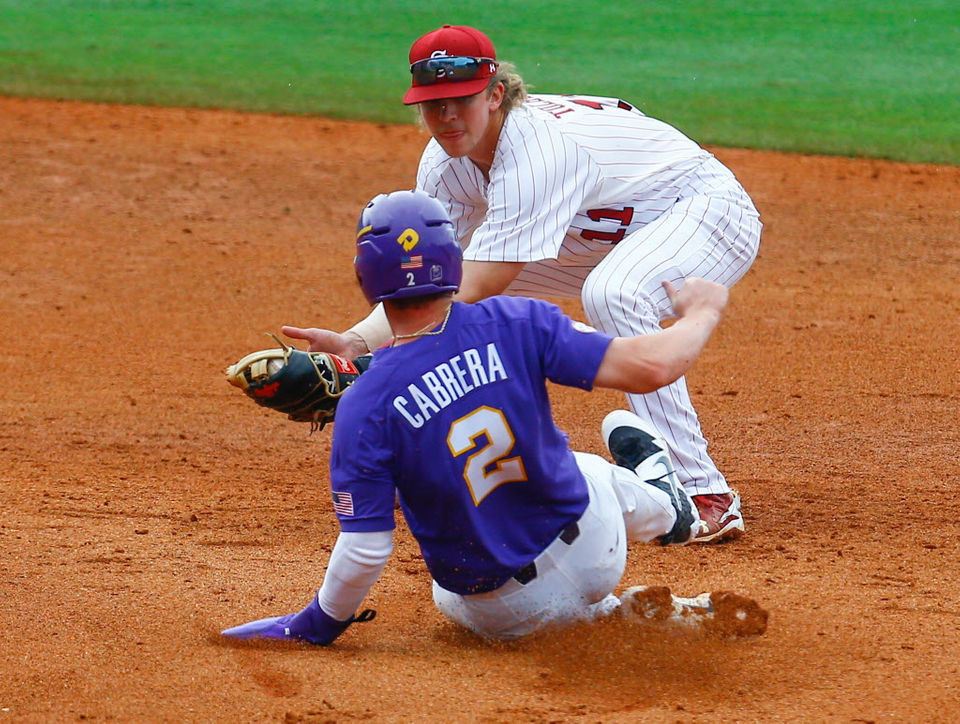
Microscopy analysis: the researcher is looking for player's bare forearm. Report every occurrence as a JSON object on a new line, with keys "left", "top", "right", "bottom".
{"left": 594, "top": 310, "right": 721, "bottom": 393}
{"left": 454, "top": 260, "right": 526, "bottom": 302}
{"left": 345, "top": 303, "right": 392, "bottom": 351}
{"left": 283, "top": 306, "right": 391, "bottom": 356}
{"left": 281, "top": 325, "right": 368, "bottom": 356}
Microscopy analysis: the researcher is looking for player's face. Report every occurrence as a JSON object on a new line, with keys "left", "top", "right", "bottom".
{"left": 419, "top": 86, "right": 504, "bottom": 168}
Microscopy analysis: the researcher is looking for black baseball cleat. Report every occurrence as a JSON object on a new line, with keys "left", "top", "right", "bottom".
{"left": 601, "top": 410, "right": 700, "bottom": 545}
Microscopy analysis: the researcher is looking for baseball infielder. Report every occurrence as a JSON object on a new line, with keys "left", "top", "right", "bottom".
{"left": 284, "top": 25, "right": 762, "bottom": 543}
{"left": 222, "top": 190, "right": 770, "bottom": 644}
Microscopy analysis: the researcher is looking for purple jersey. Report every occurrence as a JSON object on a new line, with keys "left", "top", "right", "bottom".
{"left": 329, "top": 296, "right": 613, "bottom": 594}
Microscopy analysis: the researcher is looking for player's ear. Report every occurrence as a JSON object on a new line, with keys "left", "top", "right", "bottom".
{"left": 486, "top": 82, "right": 505, "bottom": 111}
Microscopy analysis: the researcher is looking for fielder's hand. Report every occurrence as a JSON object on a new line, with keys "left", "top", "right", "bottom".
{"left": 280, "top": 326, "right": 370, "bottom": 358}
{"left": 663, "top": 279, "right": 728, "bottom": 321}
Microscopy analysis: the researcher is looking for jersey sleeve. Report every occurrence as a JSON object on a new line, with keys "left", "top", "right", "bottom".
{"left": 328, "top": 387, "right": 398, "bottom": 533}
{"left": 463, "top": 113, "right": 599, "bottom": 263}
{"left": 539, "top": 306, "right": 613, "bottom": 390}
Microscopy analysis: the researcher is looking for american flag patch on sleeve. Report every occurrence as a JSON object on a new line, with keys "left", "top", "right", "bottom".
{"left": 332, "top": 491, "right": 354, "bottom": 516}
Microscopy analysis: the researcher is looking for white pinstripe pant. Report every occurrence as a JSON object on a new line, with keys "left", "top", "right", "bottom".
{"left": 508, "top": 176, "right": 761, "bottom": 495}
{"left": 582, "top": 190, "right": 760, "bottom": 494}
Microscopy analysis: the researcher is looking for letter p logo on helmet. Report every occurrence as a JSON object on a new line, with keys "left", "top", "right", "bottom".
{"left": 397, "top": 228, "right": 420, "bottom": 251}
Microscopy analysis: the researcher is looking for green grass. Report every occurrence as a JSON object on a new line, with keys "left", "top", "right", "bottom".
{"left": 0, "top": 0, "right": 957, "bottom": 164}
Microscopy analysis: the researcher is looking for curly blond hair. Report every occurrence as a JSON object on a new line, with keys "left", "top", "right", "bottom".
{"left": 489, "top": 61, "right": 528, "bottom": 113}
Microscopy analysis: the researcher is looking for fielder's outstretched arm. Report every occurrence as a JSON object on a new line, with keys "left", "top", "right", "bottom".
{"left": 285, "top": 260, "right": 526, "bottom": 354}
{"left": 454, "top": 260, "right": 526, "bottom": 302}
{"left": 282, "top": 304, "right": 390, "bottom": 357}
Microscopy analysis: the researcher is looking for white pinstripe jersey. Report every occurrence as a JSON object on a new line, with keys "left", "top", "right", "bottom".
{"left": 415, "top": 94, "right": 747, "bottom": 271}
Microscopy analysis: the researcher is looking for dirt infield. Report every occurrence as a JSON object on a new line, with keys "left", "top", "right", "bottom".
{"left": 1, "top": 95, "right": 958, "bottom": 722}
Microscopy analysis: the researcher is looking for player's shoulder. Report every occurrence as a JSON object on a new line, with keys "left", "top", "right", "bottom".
{"left": 332, "top": 365, "right": 393, "bottom": 441}
{"left": 466, "top": 298, "right": 604, "bottom": 361}
{"left": 502, "top": 102, "right": 552, "bottom": 135}
{"left": 339, "top": 358, "right": 392, "bottom": 411}
{"left": 471, "top": 296, "right": 564, "bottom": 326}
{"left": 501, "top": 94, "right": 643, "bottom": 150}
{"left": 330, "top": 397, "right": 378, "bottom": 454}
{"left": 475, "top": 294, "right": 555, "bottom": 312}
{"left": 526, "top": 93, "right": 641, "bottom": 115}
{"left": 496, "top": 104, "right": 581, "bottom": 167}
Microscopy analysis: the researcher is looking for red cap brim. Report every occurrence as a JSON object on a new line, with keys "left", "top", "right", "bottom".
{"left": 402, "top": 77, "right": 491, "bottom": 105}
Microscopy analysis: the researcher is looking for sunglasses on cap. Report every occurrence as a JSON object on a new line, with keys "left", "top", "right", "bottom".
{"left": 410, "top": 56, "right": 497, "bottom": 86}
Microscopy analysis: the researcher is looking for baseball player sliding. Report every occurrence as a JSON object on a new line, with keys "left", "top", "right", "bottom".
{"left": 222, "top": 190, "right": 766, "bottom": 644}
{"left": 284, "top": 24, "right": 762, "bottom": 543}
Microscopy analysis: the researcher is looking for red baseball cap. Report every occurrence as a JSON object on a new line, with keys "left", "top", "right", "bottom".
{"left": 402, "top": 25, "right": 499, "bottom": 105}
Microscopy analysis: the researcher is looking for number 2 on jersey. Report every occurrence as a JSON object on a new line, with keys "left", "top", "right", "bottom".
{"left": 447, "top": 406, "right": 528, "bottom": 505}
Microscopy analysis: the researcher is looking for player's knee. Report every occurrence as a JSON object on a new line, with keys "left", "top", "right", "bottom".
{"left": 581, "top": 276, "right": 659, "bottom": 330}
{"left": 579, "top": 272, "right": 604, "bottom": 312}
{"left": 581, "top": 275, "right": 622, "bottom": 320}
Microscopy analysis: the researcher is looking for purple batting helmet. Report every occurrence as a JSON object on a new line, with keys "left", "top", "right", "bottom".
{"left": 354, "top": 189, "right": 463, "bottom": 304}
